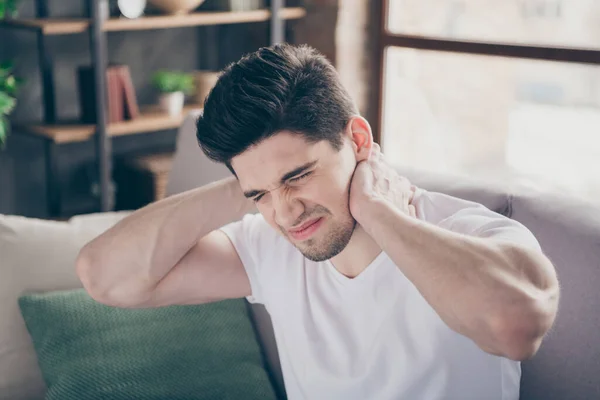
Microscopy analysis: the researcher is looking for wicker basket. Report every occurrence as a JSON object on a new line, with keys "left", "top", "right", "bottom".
{"left": 115, "top": 152, "right": 174, "bottom": 210}
{"left": 129, "top": 153, "right": 174, "bottom": 201}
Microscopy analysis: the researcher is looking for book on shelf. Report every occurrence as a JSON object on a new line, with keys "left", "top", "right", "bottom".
{"left": 77, "top": 64, "right": 140, "bottom": 124}
{"left": 117, "top": 65, "right": 140, "bottom": 120}
{"left": 107, "top": 67, "right": 124, "bottom": 123}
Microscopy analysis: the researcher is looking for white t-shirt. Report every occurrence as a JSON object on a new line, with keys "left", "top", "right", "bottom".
{"left": 221, "top": 188, "right": 541, "bottom": 400}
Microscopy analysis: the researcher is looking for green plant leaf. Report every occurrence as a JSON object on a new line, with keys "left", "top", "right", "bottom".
{"left": 0, "top": 91, "right": 16, "bottom": 115}
{"left": 0, "top": 117, "right": 7, "bottom": 147}
{"left": 152, "top": 70, "right": 195, "bottom": 94}
{"left": 0, "top": 59, "right": 22, "bottom": 97}
{"left": 3, "top": 75, "right": 17, "bottom": 95}
{"left": 0, "top": 60, "right": 13, "bottom": 72}
{"left": 7, "top": 0, "right": 18, "bottom": 16}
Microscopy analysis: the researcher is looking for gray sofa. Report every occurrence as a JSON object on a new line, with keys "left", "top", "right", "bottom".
{"left": 1, "top": 112, "right": 598, "bottom": 399}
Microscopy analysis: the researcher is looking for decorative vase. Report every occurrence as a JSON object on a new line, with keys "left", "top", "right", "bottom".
{"left": 117, "top": 0, "right": 148, "bottom": 19}
{"left": 147, "top": 0, "right": 206, "bottom": 15}
{"left": 228, "top": 0, "right": 265, "bottom": 11}
{"left": 159, "top": 92, "right": 185, "bottom": 116}
{"left": 203, "top": 0, "right": 265, "bottom": 11}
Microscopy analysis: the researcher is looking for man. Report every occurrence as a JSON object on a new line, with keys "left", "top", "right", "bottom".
{"left": 77, "top": 44, "right": 559, "bottom": 399}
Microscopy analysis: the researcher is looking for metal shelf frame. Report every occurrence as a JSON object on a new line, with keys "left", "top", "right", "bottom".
{"left": 4, "top": 0, "right": 297, "bottom": 216}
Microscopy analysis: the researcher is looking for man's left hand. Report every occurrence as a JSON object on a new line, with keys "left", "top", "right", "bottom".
{"left": 349, "top": 143, "right": 416, "bottom": 223}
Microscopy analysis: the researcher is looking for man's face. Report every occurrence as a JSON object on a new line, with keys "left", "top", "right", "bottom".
{"left": 231, "top": 131, "right": 358, "bottom": 261}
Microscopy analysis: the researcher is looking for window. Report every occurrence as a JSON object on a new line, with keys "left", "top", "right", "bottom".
{"left": 377, "top": 0, "right": 600, "bottom": 203}
{"left": 388, "top": 0, "right": 600, "bottom": 49}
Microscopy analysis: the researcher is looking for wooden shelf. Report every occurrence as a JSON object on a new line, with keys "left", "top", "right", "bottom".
{"left": 17, "top": 104, "right": 202, "bottom": 143}
{"left": 104, "top": 7, "right": 305, "bottom": 31}
{"left": 0, "top": 8, "right": 306, "bottom": 35}
{"left": 0, "top": 18, "right": 89, "bottom": 34}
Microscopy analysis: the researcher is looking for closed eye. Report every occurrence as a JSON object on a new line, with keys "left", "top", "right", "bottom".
{"left": 252, "top": 171, "right": 313, "bottom": 202}
{"left": 288, "top": 171, "right": 312, "bottom": 183}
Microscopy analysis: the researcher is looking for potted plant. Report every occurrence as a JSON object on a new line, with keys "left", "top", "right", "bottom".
{"left": 0, "top": 61, "right": 22, "bottom": 148}
{"left": 0, "top": 0, "right": 20, "bottom": 19}
{"left": 152, "top": 70, "right": 194, "bottom": 116}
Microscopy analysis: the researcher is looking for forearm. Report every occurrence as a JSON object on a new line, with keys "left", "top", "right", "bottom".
{"left": 356, "top": 199, "right": 558, "bottom": 360}
{"left": 77, "top": 176, "right": 254, "bottom": 298}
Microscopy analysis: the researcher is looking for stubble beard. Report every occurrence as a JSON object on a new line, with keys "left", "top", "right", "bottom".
{"left": 287, "top": 212, "right": 357, "bottom": 262}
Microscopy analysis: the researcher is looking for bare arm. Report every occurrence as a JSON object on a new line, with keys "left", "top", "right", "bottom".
{"left": 349, "top": 144, "right": 559, "bottom": 361}
{"left": 356, "top": 199, "right": 560, "bottom": 361}
{"left": 76, "top": 176, "right": 256, "bottom": 308}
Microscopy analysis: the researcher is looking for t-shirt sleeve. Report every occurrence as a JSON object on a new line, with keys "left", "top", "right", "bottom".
{"left": 219, "top": 213, "right": 274, "bottom": 304}
{"left": 416, "top": 189, "right": 541, "bottom": 251}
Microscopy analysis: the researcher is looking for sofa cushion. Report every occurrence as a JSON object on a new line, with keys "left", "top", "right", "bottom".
{"left": 510, "top": 192, "right": 600, "bottom": 400}
{"left": 0, "top": 212, "right": 130, "bottom": 400}
{"left": 19, "top": 289, "right": 277, "bottom": 400}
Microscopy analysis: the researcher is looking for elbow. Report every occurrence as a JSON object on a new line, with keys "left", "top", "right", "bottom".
{"left": 488, "top": 244, "right": 560, "bottom": 361}
{"left": 75, "top": 244, "right": 108, "bottom": 304}
{"left": 75, "top": 245, "right": 122, "bottom": 307}
{"left": 500, "top": 335, "right": 543, "bottom": 362}
{"left": 75, "top": 244, "right": 153, "bottom": 309}
{"left": 488, "top": 295, "right": 558, "bottom": 362}
{"left": 485, "top": 316, "right": 543, "bottom": 361}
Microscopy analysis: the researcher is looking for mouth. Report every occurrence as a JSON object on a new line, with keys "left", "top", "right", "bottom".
{"left": 288, "top": 217, "right": 324, "bottom": 241}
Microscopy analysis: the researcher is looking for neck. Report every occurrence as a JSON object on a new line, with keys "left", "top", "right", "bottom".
{"left": 330, "top": 223, "right": 382, "bottom": 278}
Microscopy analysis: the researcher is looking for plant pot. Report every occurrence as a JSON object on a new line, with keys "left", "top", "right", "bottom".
{"left": 159, "top": 92, "right": 185, "bottom": 116}
{"left": 147, "top": 0, "right": 206, "bottom": 15}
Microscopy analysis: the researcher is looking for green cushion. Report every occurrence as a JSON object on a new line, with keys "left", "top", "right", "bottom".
{"left": 18, "top": 289, "right": 277, "bottom": 400}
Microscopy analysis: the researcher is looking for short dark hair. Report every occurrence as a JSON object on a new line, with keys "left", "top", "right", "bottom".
{"left": 196, "top": 43, "right": 358, "bottom": 172}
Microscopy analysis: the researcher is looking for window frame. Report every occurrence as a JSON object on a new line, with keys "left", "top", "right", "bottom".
{"left": 373, "top": 0, "right": 600, "bottom": 144}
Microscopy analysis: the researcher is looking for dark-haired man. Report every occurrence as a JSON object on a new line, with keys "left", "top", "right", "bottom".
{"left": 77, "top": 44, "right": 559, "bottom": 400}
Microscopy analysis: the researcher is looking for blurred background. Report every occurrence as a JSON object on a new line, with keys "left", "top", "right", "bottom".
{"left": 0, "top": 0, "right": 599, "bottom": 219}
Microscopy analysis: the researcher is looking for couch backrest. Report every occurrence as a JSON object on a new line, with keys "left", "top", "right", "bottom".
{"left": 510, "top": 192, "right": 600, "bottom": 400}
{"left": 397, "top": 172, "right": 600, "bottom": 399}
{"left": 169, "top": 113, "right": 600, "bottom": 400}
{"left": 0, "top": 212, "right": 131, "bottom": 400}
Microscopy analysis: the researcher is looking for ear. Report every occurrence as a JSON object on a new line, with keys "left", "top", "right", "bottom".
{"left": 345, "top": 116, "right": 373, "bottom": 162}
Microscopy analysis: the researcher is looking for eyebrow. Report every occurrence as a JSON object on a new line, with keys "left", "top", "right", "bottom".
{"left": 243, "top": 160, "right": 318, "bottom": 199}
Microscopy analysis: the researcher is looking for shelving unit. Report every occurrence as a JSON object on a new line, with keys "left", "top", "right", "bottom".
{"left": 16, "top": 104, "right": 204, "bottom": 143}
{"left": 2, "top": 0, "right": 304, "bottom": 217}
{"left": 0, "top": 7, "right": 306, "bottom": 35}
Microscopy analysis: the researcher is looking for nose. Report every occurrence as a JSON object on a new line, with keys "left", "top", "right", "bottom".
{"left": 272, "top": 190, "right": 304, "bottom": 229}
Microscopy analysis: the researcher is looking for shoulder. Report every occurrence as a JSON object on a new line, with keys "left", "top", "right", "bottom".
{"left": 413, "top": 188, "right": 540, "bottom": 250}
{"left": 412, "top": 188, "right": 492, "bottom": 229}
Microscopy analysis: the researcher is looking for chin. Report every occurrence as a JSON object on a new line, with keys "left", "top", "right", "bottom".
{"left": 296, "top": 219, "right": 356, "bottom": 262}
